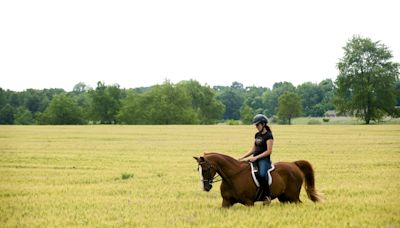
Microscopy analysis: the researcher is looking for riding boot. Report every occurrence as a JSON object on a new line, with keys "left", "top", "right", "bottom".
{"left": 259, "top": 178, "right": 271, "bottom": 205}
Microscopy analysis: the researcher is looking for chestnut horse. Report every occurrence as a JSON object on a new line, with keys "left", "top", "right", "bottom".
{"left": 194, "top": 152, "right": 322, "bottom": 208}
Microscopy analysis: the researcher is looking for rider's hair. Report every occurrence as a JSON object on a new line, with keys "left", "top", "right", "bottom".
{"left": 264, "top": 123, "right": 272, "bottom": 133}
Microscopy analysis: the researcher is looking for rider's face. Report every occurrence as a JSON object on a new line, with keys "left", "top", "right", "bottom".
{"left": 255, "top": 123, "right": 263, "bottom": 132}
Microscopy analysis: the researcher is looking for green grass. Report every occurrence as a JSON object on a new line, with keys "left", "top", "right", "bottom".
{"left": 0, "top": 125, "right": 399, "bottom": 227}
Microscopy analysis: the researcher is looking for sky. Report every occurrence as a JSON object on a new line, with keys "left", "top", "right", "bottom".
{"left": 0, "top": 0, "right": 399, "bottom": 91}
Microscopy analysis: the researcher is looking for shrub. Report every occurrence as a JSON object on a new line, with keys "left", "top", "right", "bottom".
{"left": 121, "top": 173, "right": 134, "bottom": 180}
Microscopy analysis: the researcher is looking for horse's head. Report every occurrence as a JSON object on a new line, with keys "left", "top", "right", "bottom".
{"left": 193, "top": 156, "right": 217, "bottom": 192}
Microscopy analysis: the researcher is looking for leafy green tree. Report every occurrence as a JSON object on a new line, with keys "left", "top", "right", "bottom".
{"left": 72, "top": 82, "right": 91, "bottom": 94}
{"left": 149, "top": 82, "right": 198, "bottom": 124}
{"left": 24, "top": 90, "right": 42, "bottom": 114}
{"left": 118, "top": 81, "right": 198, "bottom": 124}
{"left": 117, "top": 91, "right": 143, "bottom": 124}
{"left": 263, "top": 82, "right": 296, "bottom": 117}
{"left": 318, "top": 79, "right": 336, "bottom": 113}
{"left": 240, "top": 105, "right": 255, "bottom": 124}
{"left": 177, "top": 80, "right": 224, "bottom": 124}
{"left": 70, "top": 82, "right": 92, "bottom": 120}
{"left": 395, "top": 80, "right": 400, "bottom": 107}
{"left": 335, "top": 36, "right": 400, "bottom": 124}
{"left": 0, "top": 104, "right": 15, "bottom": 124}
{"left": 14, "top": 107, "right": 34, "bottom": 125}
{"left": 297, "top": 82, "right": 324, "bottom": 116}
{"left": 231, "top": 81, "right": 244, "bottom": 90}
{"left": 89, "top": 82, "right": 123, "bottom": 124}
{"left": 277, "top": 92, "right": 302, "bottom": 125}
{"left": 0, "top": 88, "right": 7, "bottom": 109}
{"left": 243, "top": 86, "right": 269, "bottom": 112}
{"left": 217, "top": 89, "right": 244, "bottom": 120}
{"left": 39, "top": 94, "right": 84, "bottom": 124}
{"left": 8, "top": 91, "right": 23, "bottom": 108}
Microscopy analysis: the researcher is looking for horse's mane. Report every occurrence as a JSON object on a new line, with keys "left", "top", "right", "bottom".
{"left": 203, "top": 152, "right": 246, "bottom": 167}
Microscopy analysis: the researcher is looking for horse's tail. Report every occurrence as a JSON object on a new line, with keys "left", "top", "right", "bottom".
{"left": 294, "top": 160, "right": 323, "bottom": 202}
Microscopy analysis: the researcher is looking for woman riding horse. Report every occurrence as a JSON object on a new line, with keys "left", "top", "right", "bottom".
{"left": 194, "top": 153, "right": 322, "bottom": 208}
{"left": 239, "top": 114, "right": 273, "bottom": 205}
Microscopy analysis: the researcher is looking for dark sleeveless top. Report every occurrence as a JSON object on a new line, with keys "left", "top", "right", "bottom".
{"left": 254, "top": 131, "right": 274, "bottom": 158}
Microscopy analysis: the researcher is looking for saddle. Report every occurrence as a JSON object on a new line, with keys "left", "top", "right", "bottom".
{"left": 250, "top": 162, "right": 275, "bottom": 201}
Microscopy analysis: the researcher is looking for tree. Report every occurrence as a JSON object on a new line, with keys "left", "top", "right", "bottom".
{"left": 277, "top": 92, "right": 302, "bottom": 125}
{"left": 0, "top": 88, "right": 7, "bottom": 110}
{"left": 243, "top": 86, "right": 268, "bottom": 113}
{"left": 263, "top": 82, "right": 296, "bottom": 117}
{"left": 14, "top": 107, "right": 34, "bottom": 125}
{"left": 118, "top": 81, "right": 199, "bottom": 124}
{"left": 396, "top": 80, "right": 400, "bottom": 107}
{"left": 0, "top": 104, "right": 15, "bottom": 124}
{"left": 318, "top": 79, "right": 336, "bottom": 113}
{"left": 231, "top": 81, "right": 244, "bottom": 90}
{"left": 149, "top": 82, "right": 198, "bottom": 124}
{"left": 297, "top": 82, "right": 324, "bottom": 116}
{"left": 217, "top": 89, "right": 244, "bottom": 120}
{"left": 335, "top": 36, "right": 400, "bottom": 124}
{"left": 72, "top": 82, "right": 91, "bottom": 94}
{"left": 24, "top": 90, "right": 42, "bottom": 114}
{"left": 117, "top": 91, "right": 143, "bottom": 124}
{"left": 88, "top": 82, "right": 123, "bottom": 124}
{"left": 39, "top": 94, "right": 84, "bottom": 124}
{"left": 240, "top": 105, "right": 255, "bottom": 124}
{"left": 177, "top": 80, "right": 224, "bottom": 124}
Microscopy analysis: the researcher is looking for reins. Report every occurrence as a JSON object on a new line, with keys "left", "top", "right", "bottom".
{"left": 200, "top": 159, "right": 249, "bottom": 184}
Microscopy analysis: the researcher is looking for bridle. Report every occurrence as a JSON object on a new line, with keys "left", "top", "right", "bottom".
{"left": 198, "top": 160, "right": 222, "bottom": 185}
{"left": 198, "top": 158, "right": 249, "bottom": 185}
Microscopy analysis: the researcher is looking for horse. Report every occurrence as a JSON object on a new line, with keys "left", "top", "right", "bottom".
{"left": 193, "top": 152, "right": 322, "bottom": 208}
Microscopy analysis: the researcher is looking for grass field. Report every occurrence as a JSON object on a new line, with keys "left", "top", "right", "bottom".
{"left": 0, "top": 125, "right": 399, "bottom": 227}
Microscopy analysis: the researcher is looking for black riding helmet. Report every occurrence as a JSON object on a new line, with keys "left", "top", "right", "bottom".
{"left": 252, "top": 114, "right": 268, "bottom": 125}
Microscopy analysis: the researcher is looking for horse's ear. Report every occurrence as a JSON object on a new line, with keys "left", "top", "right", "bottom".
{"left": 193, "top": 156, "right": 205, "bottom": 162}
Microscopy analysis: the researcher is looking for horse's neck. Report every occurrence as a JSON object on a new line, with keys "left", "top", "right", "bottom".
{"left": 207, "top": 154, "right": 242, "bottom": 177}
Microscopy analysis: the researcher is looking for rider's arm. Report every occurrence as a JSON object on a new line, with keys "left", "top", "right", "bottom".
{"left": 254, "top": 139, "right": 273, "bottom": 160}
{"left": 238, "top": 145, "right": 256, "bottom": 160}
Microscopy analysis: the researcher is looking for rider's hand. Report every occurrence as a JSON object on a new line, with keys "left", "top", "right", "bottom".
{"left": 249, "top": 157, "right": 257, "bottom": 162}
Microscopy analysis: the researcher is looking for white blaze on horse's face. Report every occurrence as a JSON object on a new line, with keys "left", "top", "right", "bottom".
{"left": 198, "top": 164, "right": 204, "bottom": 190}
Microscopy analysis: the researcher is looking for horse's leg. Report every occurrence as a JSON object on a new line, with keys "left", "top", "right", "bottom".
{"left": 289, "top": 197, "right": 302, "bottom": 203}
{"left": 278, "top": 195, "right": 289, "bottom": 203}
{"left": 222, "top": 198, "right": 234, "bottom": 208}
{"left": 285, "top": 181, "right": 303, "bottom": 203}
{"left": 244, "top": 200, "right": 255, "bottom": 206}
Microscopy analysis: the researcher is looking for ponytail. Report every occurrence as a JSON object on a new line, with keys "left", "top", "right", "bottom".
{"left": 264, "top": 124, "right": 272, "bottom": 133}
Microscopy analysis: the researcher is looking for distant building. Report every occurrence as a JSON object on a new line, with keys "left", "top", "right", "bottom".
{"left": 324, "top": 110, "right": 337, "bottom": 117}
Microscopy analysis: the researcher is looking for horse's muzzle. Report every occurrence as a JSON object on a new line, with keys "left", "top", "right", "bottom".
{"left": 203, "top": 183, "right": 213, "bottom": 192}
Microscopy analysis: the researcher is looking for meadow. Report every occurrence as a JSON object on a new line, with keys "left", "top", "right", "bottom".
{"left": 0, "top": 125, "right": 399, "bottom": 227}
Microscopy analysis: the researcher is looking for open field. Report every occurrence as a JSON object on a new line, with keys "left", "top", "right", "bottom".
{"left": 0, "top": 125, "right": 399, "bottom": 227}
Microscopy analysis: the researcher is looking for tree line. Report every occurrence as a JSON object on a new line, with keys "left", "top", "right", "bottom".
{"left": 0, "top": 36, "right": 399, "bottom": 125}
{"left": 0, "top": 79, "right": 337, "bottom": 125}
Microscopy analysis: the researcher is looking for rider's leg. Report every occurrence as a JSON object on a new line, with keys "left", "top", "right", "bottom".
{"left": 257, "top": 158, "right": 271, "bottom": 204}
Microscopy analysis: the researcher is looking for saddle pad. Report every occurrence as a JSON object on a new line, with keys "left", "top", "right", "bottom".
{"left": 250, "top": 162, "right": 275, "bottom": 187}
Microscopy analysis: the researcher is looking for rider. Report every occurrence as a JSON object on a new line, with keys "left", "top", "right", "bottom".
{"left": 239, "top": 114, "right": 274, "bottom": 205}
